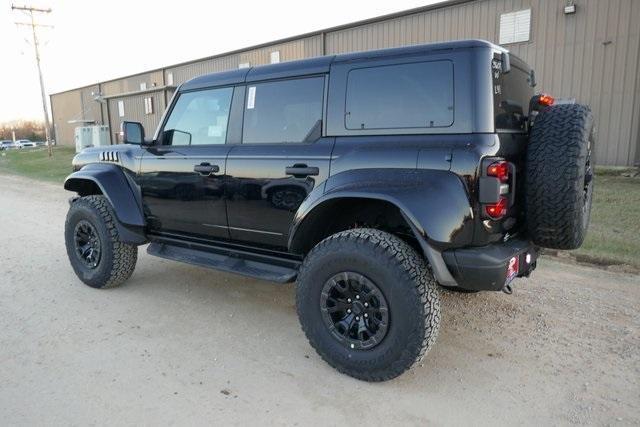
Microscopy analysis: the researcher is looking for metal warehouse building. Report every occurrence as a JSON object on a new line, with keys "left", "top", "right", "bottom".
{"left": 50, "top": 0, "right": 640, "bottom": 166}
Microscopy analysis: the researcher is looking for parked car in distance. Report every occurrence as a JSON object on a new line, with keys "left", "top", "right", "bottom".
{"left": 16, "top": 139, "right": 37, "bottom": 148}
{"left": 0, "top": 140, "right": 16, "bottom": 150}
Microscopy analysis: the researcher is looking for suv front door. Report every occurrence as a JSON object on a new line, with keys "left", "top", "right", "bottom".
{"left": 140, "top": 86, "right": 234, "bottom": 240}
{"left": 225, "top": 76, "right": 333, "bottom": 248}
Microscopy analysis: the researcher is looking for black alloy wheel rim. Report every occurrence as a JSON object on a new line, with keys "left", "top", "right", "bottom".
{"left": 320, "top": 272, "right": 390, "bottom": 350}
{"left": 74, "top": 220, "right": 101, "bottom": 269}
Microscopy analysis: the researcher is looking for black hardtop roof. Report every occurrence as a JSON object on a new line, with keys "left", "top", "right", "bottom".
{"left": 180, "top": 39, "right": 503, "bottom": 91}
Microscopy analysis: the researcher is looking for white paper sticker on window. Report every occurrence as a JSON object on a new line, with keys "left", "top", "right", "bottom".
{"left": 247, "top": 86, "right": 256, "bottom": 109}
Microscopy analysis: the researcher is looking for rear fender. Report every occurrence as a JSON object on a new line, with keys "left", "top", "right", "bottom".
{"left": 288, "top": 169, "right": 474, "bottom": 285}
{"left": 64, "top": 163, "right": 147, "bottom": 244}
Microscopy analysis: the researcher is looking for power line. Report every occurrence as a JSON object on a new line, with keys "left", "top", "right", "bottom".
{"left": 12, "top": 4, "right": 54, "bottom": 157}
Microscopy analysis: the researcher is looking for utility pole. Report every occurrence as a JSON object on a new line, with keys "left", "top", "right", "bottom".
{"left": 12, "top": 4, "right": 53, "bottom": 157}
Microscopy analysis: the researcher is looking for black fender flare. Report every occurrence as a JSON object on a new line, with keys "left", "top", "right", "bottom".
{"left": 288, "top": 169, "right": 474, "bottom": 286}
{"left": 64, "top": 163, "right": 147, "bottom": 244}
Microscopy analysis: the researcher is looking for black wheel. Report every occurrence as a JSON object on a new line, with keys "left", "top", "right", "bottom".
{"left": 65, "top": 195, "right": 138, "bottom": 288}
{"left": 296, "top": 228, "right": 441, "bottom": 382}
{"left": 526, "top": 104, "right": 594, "bottom": 249}
{"left": 319, "top": 271, "right": 390, "bottom": 350}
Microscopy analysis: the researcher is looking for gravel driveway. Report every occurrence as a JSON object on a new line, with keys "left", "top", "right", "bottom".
{"left": 1, "top": 173, "right": 638, "bottom": 426}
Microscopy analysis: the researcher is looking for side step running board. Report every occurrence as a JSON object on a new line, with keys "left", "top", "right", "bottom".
{"left": 147, "top": 242, "right": 299, "bottom": 283}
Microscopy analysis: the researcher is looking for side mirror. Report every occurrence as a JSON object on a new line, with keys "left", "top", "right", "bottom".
{"left": 121, "top": 121, "right": 145, "bottom": 145}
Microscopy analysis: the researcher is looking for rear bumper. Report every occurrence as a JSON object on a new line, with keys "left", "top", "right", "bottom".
{"left": 442, "top": 237, "right": 538, "bottom": 291}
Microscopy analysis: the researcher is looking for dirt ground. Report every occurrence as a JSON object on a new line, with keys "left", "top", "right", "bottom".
{"left": 1, "top": 173, "right": 638, "bottom": 426}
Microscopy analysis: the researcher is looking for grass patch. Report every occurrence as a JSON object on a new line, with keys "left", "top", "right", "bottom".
{"left": 0, "top": 146, "right": 76, "bottom": 183}
{"left": 570, "top": 170, "right": 640, "bottom": 269}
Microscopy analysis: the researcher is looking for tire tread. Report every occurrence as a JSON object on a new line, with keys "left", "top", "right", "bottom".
{"left": 66, "top": 195, "right": 137, "bottom": 288}
{"left": 296, "top": 228, "right": 440, "bottom": 382}
{"left": 526, "top": 104, "right": 594, "bottom": 249}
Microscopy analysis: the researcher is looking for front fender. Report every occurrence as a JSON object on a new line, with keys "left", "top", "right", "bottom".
{"left": 289, "top": 168, "right": 474, "bottom": 252}
{"left": 64, "top": 163, "right": 146, "bottom": 244}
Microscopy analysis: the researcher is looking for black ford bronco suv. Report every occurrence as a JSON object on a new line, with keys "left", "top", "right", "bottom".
{"left": 64, "top": 40, "right": 594, "bottom": 381}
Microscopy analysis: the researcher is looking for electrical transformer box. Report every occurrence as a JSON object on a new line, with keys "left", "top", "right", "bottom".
{"left": 74, "top": 127, "right": 93, "bottom": 153}
{"left": 92, "top": 125, "right": 110, "bottom": 147}
{"left": 74, "top": 125, "right": 110, "bottom": 152}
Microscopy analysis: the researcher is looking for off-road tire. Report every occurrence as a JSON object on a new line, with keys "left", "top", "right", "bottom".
{"left": 526, "top": 104, "right": 594, "bottom": 249}
{"left": 296, "top": 228, "right": 441, "bottom": 382}
{"left": 65, "top": 195, "right": 138, "bottom": 288}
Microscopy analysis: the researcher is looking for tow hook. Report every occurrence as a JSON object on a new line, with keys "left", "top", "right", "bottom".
{"left": 502, "top": 284, "right": 513, "bottom": 294}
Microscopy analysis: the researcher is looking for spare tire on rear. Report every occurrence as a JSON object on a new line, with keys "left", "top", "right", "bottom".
{"left": 525, "top": 104, "right": 594, "bottom": 250}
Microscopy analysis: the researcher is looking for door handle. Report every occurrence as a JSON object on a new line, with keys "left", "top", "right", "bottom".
{"left": 194, "top": 162, "right": 220, "bottom": 175}
{"left": 285, "top": 164, "right": 319, "bottom": 177}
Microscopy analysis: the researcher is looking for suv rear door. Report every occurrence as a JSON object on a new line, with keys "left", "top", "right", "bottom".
{"left": 225, "top": 75, "right": 333, "bottom": 248}
{"left": 139, "top": 86, "right": 235, "bottom": 240}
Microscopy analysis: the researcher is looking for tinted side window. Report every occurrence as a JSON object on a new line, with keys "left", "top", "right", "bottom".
{"left": 345, "top": 61, "right": 454, "bottom": 130}
{"left": 242, "top": 77, "right": 324, "bottom": 144}
{"left": 162, "top": 87, "right": 233, "bottom": 146}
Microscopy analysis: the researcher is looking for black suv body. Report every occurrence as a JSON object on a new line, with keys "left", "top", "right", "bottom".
{"left": 64, "top": 40, "right": 594, "bottom": 381}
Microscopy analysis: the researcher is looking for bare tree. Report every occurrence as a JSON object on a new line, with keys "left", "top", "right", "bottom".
{"left": 0, "top": 120, "right": 46, "bottom": 141}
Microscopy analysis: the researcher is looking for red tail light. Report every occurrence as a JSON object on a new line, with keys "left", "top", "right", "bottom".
{"left": 485, "top": 196, "right": 508, "bottom": 219}
{"left": 487, "top": 161, "right": 510, "bottom": 182}
{"left": 538, "top": 94, "right": 554, "bottom": 106}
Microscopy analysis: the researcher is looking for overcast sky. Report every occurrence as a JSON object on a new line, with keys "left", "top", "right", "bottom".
{"left": 0, "top": 0, "right": 443, "bottom": 123}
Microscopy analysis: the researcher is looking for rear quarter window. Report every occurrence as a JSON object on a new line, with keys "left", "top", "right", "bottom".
{"left": 345, "top": 60, "right": 454, "bottom": 130}
{"left": 492, "top": 55, "right": 533, "bottom": 132}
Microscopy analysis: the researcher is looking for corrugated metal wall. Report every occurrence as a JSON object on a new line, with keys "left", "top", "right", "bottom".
{"left": 101, "top": 70, "right": 165, "bottom": 95}
{"left": 163, "top": 35, "right": 323, "bottom": 87}
{"left": 50, "top": 0, "right": 640, "bottom": 166}
{"left": 107, "top": 90, "right": 168, "bottom": 143}
{"left": 51, "top": 90, "right": 81, "bottom": 146}
{"left": 50, "top": 84, "right": 103, "bottom": 146}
